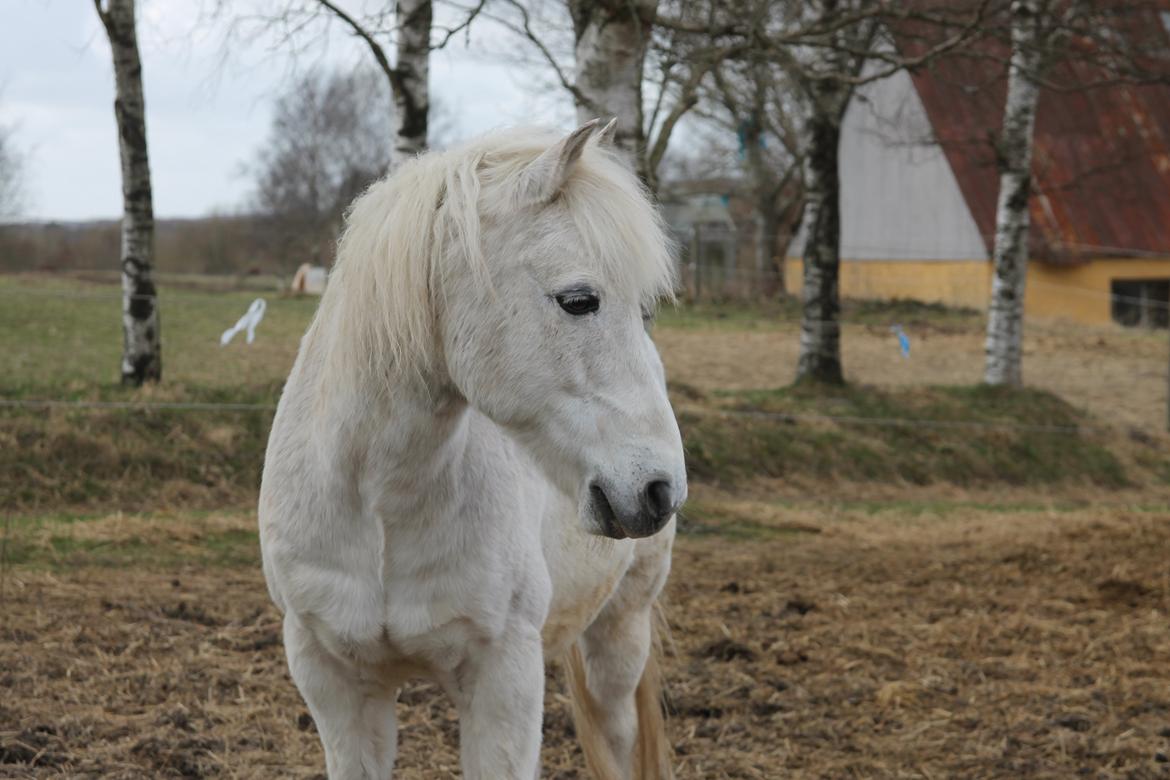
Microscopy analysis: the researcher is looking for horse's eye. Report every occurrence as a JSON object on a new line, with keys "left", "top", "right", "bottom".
{"left": 555, "top": 291, "right": 600, "bottom": 316}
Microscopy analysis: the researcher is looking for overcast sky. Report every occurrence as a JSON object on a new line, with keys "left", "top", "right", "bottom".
{"left": 1, "top": 0, "right": 576, "bottom": 222}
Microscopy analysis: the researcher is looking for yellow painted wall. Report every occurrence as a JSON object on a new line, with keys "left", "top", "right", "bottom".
{"left": 782, "top": 258, "right": 991, "bottom": 310}
{"left": 783, "top": 256, "right": 1170, "bottom": 325}
{"left": 1026, "top": 259, "right": 1170, "bottom": 324}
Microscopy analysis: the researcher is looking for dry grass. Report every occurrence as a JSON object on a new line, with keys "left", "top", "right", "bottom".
{"left": 656, "top": 318, "right": 1168, "bottom": 433}
{"left": 3, "top": 499, "right": 1170, "bottom": 778}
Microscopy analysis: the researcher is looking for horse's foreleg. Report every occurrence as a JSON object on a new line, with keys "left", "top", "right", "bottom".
{"left": 572, "top": 529, "right": 674, "bottom": 780}
{"left": 284, "top": 614, "right": 399, "bottom": 780}
{"left": 453, "top": 618, "right": 544, "bottom": 780}
{"left": 575, "top": 605, "right": 654, "bottom": 779}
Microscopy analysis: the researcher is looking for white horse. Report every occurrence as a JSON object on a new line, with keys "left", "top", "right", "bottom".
{"left": 258, "top": 120, "right": 687, "bottom": 780}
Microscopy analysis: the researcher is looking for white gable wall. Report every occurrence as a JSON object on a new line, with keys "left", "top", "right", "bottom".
{"left": 790, "top": 66, "right": 989, "bottom": 262}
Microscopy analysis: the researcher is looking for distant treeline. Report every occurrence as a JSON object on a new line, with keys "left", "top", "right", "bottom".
{"left": 0, "top": 214, "right": 332, "bottom": 276}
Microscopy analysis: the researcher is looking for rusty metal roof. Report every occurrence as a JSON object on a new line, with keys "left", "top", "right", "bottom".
{"left": 900, "top": 9, "right": 1170, "bottom": 263}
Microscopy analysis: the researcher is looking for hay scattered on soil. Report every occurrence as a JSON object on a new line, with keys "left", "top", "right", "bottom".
{"left": 3, "top": 502, "right": 1170, "bottom": 778}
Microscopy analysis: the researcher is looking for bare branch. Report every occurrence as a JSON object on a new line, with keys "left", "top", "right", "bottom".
{"left": 314, "top": 0, "right": 405, "bottom": 99}
{"left": 494, "top": 0, "right": 599, "bottom": 114}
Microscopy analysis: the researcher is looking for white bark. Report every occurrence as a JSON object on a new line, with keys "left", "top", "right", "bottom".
{"left": 569, "top": 0, "right": 657, "bottom": 180}
{"left": 796, "top": 97, "right": 846, "bottom": 384}
{"left": 984, "top": 0, "right": 1043, "bottom": 387}
{"left": 795, "top": 4, "right": 854, "bottom": 385}
{"left": 393, "top": 0, "right": 431, "bottom": 163}
{"left": 96, "top": 0, "right": 160, "bottom": 385}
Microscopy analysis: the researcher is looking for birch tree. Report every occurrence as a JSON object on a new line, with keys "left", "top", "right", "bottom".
{"left": 983, "top": 0, "right": 1042, "bottom": 386}
{"left": 392, "top": 0, "right": 432, "bottom": 160}
{"left": 978, "top": 0, "right": 1170, "bottom": 384}
{"left": 749, "top": 0, "right": 991, "bottom": 383}
{"left": 568, "top": 0, "right": 656, "bottom": 173}
{"left": 313, "top": 0, "right": 433, "bottom": 165}
{"left": 498, "top": 0, "right": 743, "bottom": 190}
{"left": 250, "top": 0, "right": 447, "bottom": 166}
{"left": 773, "top": 0, "right": 880, "bottom": 384}
{"left": 794, "top": 53, "right": 851, "bottom": 381}
{"left": 94, "top": 0, "right": 161, "bottom": 386}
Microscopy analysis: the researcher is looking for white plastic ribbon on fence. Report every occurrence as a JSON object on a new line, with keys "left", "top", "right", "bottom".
{"left": 220, "top": 298, "right": 267, "bottom": 346}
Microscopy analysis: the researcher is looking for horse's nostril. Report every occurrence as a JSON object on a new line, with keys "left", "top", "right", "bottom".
{"left": 644, "top": 480, "right": 674, "bottom": 519}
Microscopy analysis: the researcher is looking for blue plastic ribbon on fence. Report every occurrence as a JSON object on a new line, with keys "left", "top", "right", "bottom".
{"left": 891, "top": 324, "right": 911, "bottom": 358}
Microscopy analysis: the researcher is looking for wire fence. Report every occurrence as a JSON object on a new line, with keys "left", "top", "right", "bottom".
{"left": 0, "top": 396, "right": 1121, "bottom": 436}
{"left": 0, "top": 271, "right": 1165, "bottom": 437}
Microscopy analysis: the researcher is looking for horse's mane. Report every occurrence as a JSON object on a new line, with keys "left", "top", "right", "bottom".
{"left": 316, "top": 127, "right": 677, "bottom": 385}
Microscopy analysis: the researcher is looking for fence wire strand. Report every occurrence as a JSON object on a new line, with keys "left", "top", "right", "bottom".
{"left": 0, "top": 396, "right": 1142, "bottom": 436}
{"left": 1, "top": 273, "right": 1165, "bottom": 433}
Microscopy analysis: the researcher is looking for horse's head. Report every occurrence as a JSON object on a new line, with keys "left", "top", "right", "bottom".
{"left": 438, "top": 121, "right": 686, "bottom": 539}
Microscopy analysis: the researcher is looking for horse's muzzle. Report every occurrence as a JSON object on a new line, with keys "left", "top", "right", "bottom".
{"left": 588, "top": 478, "right": 682, "bottom": 539}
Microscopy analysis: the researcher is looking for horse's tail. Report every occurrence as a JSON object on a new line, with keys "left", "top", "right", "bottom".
{"left": 565, "top": 610, "right": 673, "bottom": 780}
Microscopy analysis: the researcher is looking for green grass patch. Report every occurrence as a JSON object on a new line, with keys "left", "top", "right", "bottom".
{"left": 0, "top": 401, "right": 273, "bottom": 514}
{"left": 0, "top": 510, "right": 259, "bottom": 570}
{"left": 681, "top": 384, "right": 1130, "bottom": 489}
{"left": 0, "top": 274, "right": 317, "bottom": 394}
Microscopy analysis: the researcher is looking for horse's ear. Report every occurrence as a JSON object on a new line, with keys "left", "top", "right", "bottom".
{"left": 594, "top": 117, "right": 618, "bottom": 147}
{"left": 520, "top": 119, "right": 600, "bottom": 204}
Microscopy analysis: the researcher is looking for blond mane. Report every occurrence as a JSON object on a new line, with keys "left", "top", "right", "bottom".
{"left": 315, "top": 128, "right": 677, "bottom": 385}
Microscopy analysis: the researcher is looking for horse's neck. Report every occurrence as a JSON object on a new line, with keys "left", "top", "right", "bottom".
{"left": 304, "top": 345, "right": 473, "bottom": 522}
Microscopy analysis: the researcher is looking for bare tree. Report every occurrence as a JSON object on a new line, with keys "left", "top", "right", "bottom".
{"left": 393, "top": 0, "right": 432, "bottom": 159}
{"left": 738, "top": 0, "right": 991, "bottom": 383}
{"left": 693, "top": 56, "right": 806, "bottom": 298}
{"left": 94, "top": 0, "right": 161, "bottom": 386}
{"left": 980, "top": 0, "right": 1170, "bottom": 385}
{"left": 0, "top": 119, "right": 24, "bottom": 220}
{"left": 568, "top": 0, "right": 656, "bottom": 170}
{"left": 310, "top": 0, "right": 434, "bottom": 164}
{"left": 237, "top": 0, "right": 479, "bottom": 166}
{"left": 248, "top": 67, "right": 395, "bottom": 269}
{"left": 496, "top": 0, "right": 743, "bottom": 190}
{"left": 750, "top": 0, "right": 884, "bottom": 384}
{"left": 983, "top": 0, "right": 1043, "bottom": 387}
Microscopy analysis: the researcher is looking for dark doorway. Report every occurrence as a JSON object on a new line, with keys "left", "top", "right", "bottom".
{"left": 1111, "top": 279, "right": 1169, "bottom": 328}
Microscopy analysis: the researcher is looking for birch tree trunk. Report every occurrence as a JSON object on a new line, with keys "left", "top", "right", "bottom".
{"left": 984, "top": 0, "right": 1043, "bottom": 386}
{"left": 392, "top": 0, "right": 431, "bottom": 163}
{"left": 795, "top": 94, "right": 846, "bottom": 384}
{"left": 569, "top": 0, "right": 657, "bottom": 181}
{"left": 95, "top": 0, "right": 160, "bottom": 385}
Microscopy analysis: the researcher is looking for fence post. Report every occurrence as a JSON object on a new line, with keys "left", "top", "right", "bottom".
{"left": 693, "top": 223, "right": 702, "bottom": 301}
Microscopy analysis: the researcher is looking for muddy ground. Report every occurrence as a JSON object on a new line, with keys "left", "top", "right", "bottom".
{"left": 3, "top": 496, "right": 1170, "bottom": 779}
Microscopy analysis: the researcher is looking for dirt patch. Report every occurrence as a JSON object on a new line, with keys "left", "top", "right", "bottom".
{"left": 3, "top": 504, "right": 1170, "bottom": 778}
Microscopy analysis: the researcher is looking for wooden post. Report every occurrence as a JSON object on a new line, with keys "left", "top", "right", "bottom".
{"left": 693, "top": 223, "right": 703, "bottom": 301}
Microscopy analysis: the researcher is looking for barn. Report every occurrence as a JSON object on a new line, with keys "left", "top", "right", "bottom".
{"left": 785, "top": 20, "right": 1170, "bottom": 328}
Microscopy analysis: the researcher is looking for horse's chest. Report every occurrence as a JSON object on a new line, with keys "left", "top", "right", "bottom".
{"left": 540, "top": 533, "right": 635, "bottom": 655}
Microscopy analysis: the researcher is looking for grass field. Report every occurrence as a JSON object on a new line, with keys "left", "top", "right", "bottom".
{"left": 2, "top": 272, "right": 1170, "bottom": 778}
